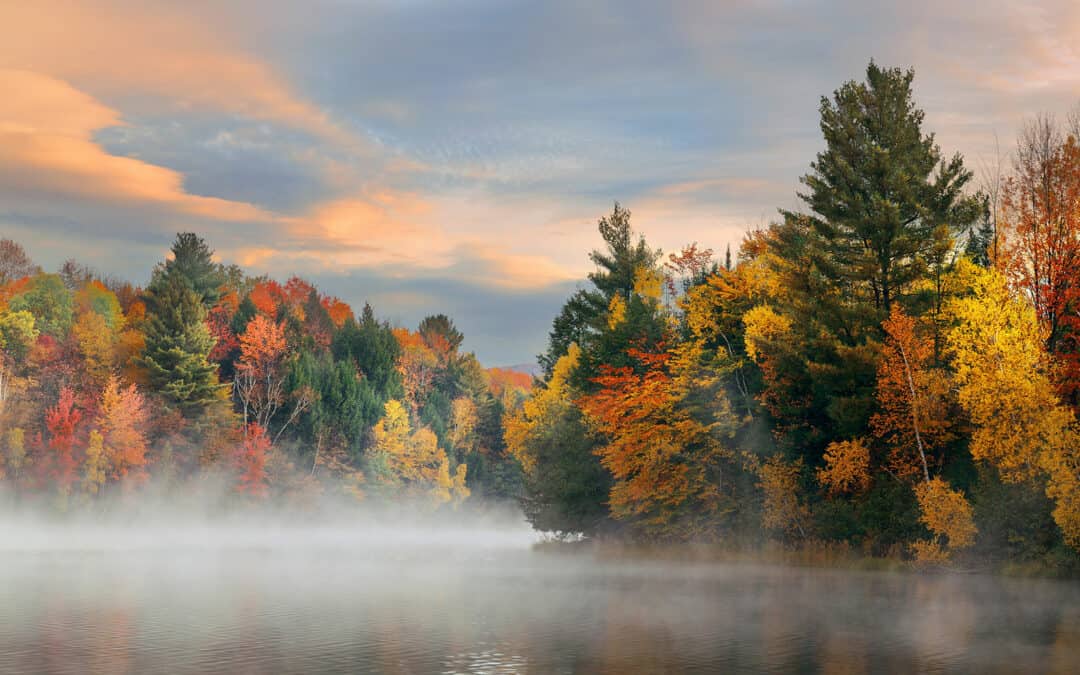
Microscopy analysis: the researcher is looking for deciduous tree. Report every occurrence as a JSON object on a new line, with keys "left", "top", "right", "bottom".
{"left": 945, "top": 259, "right": 1080, "bottom": 548}
{"left": 579, "top": 341, "right": 742, "bottom": 539}
{"left": 912, "top": 477, "right": 977, "bottom": 562}
{"left": 97, "top": 376, "right": 149, "bottom": 483}
{"left": 870, "top": 307, "right": 954, "bottom": 482}
{"left": 44, "top": 387, "right": 82, "bottom": 496}
{"left": 0, "top": 239, "right": 38, "bottom": 284}
{"left": 233, "top": 423, "right": 270, "bottom": 498}
{"left": 817, "top": 439, "right": 871, "bottom": 497}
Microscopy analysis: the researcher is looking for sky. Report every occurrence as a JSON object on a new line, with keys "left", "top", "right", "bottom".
{"left": 2, "top": 1, "right": 1079, "bottom": 365}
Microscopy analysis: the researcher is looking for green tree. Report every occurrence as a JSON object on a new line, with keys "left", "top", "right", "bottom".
{"left": 0, "top": 310, "right": 38, "bottom": 363}
{"left": 505, "top": 345, "right": 611, "bottom": 535}
{"left": 785, "top": 61, "right": 980, "bottom": 317}
{"left": 418, "top": 314, "right": 464, "bottom": 365}
{"left": 138, "top": 272, "right": 222, "bottom": 416}
{"left": 331, "top": 304, "right": 403, "bottom": 402}
{"left": 539, "top": 202, "right": 662, "bottom": 377}
{"left": 9, "top": 273, "right": 73, "bottom": 338}
{"left": 288, "top": 351, "right": 380, "bottom": 464}
{"left": 151, "top": 233, "right": 226, "bottom": 307}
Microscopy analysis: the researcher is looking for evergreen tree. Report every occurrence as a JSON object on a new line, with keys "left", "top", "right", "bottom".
{"left": 151, "top": 233, "right": 226, "bottom": 307}
{"left": 964, "top": 194, "right": 996, "bottom": 267}
{"left": 760, "top": 62, "right": 981, "bottom": 453}
{"left": 520, "top": 204, "right": 667, "bottom": 533}
{"left": 785, "top": 62, "right": 979, "bottom": 318}
{"left": 418, "top": 314, "right": 464, "bottom": 361}
{"left": 539, "top": 202, "right": 662, "bottom": 376}
{"left": 288, "top": 351, "right": 380, "bottom": 461}
{"left": 331, "top": 304, "right": 403, "bottom": 402}
{"left": 231, "top": 295, "right": 258, "bottom": 336}
{"left": 138, "top": 272, "right": 222, "bottom": 416}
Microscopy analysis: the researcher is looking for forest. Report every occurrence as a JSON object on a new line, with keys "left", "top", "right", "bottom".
{"left": 2, "top": 63, "right": 1080, "bottom": 573}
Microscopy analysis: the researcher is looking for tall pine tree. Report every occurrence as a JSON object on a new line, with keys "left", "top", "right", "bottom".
{"left": 784, "top": 61, "right": 979, "bottom": 319}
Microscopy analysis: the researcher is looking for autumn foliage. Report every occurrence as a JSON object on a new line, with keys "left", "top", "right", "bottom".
{"left": 578, "top": 342, "right": 740, "bottom": 538}
{"left": 870, "top": 307, "right": 954, "bottom": 482}
{"left": 44, "top": 387, "right": 82, "bottom": 495}
{"left": 233, "top": 423, "right": 270, "bottom": 499}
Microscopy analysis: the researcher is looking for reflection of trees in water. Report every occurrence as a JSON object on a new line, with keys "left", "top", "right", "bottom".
{"left": 1050, "top": 604, "right": 1080, "bottom": 675}
{"left": 2, "top": 558, "right": 1080, "bottom": 673}
{"left": 581, "top": 592, "right": 680, "bottom": 674}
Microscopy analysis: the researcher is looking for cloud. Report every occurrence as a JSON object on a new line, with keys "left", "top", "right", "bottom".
{"left": 7, "top": 0, "right": 1080, "bottom": 363}
{"left": 0, "top": 1, "right": 358, "bottom": 147}
{"left": 0, "top": 69, "right": 279, "bottom": 223}
{"left": 229, "top": 190, "right": 579, "bottom": 291}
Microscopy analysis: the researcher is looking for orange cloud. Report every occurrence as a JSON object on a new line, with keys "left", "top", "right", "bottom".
{"left": 453, "top": 244, "right": 579, "bottom": 290}
{"left": 227, "top": 189, "right": 577, "bottom": 290}
{"left": 0, "top": 69, "right": 276, "bottom": 222}
{"left": 296, "top": 192, "right": 442, "bottom": 265}
{"left": 0, "top": 1, "right": 355, "bottom": 146}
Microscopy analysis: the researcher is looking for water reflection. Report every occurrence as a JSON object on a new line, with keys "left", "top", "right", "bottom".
{"left": 0, "top": 543, "right": 1077, "bottom": 674}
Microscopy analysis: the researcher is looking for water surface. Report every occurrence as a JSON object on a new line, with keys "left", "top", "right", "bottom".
{"left": 0, "top": 523, "right": 1076, "bottom": 674}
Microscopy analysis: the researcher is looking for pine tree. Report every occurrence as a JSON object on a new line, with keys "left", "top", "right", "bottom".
{"left": 784, "top": 61, "right": 980, "bottom": 318}
{"left": 539, "top": 202, "right": 662, "bottom": 376}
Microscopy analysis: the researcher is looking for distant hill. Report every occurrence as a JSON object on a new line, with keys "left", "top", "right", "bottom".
{"left": 502, "top": 363, "right": 542, "bottom": 378}
{"left": 486, "top": 365, "right": 537, "bottom": 395}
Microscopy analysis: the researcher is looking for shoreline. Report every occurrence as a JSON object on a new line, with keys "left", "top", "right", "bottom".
{"left": 532, "top": 538, "right": 1080, "bottom": 580}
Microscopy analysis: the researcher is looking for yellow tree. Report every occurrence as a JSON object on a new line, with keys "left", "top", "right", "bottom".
{"left": 81, "top": 430, "right": 107, "bottom": 497}
{"left": 753, "top": 455, "right": 810, "bottom": 539}
{"left": 448, "top": 396, "right": 478, "bottom": 458}
{"left": 912, "top": 478, "right": 978, "bottom": 563}
{"left": 504, "top": 344, "right": 580, "bottom": 475}
{"left": 372, "top": 399, "right": 458, "bottom": 503}
{"left": 816, "top": 439, "right": 871, "bottom": 497}
{"left": 73, "top": 310, "right": 116, "bottom": 388}
{"left": 945, "top": 259, "right": 1080, "bottom": 548}
{"left": 433, "top": 457, "right": 470, "bottom": 506}
{"left": 4, "top": 427, "right": 26, "bottom": 484}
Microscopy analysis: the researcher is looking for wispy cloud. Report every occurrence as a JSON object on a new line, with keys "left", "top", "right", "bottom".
{"left": 0, "top": 69, "right": 277, "bottom": 223}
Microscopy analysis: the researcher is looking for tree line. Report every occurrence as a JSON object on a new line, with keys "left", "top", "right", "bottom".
{"left": 2, "top": 61, "right": 1079, "bottom": 570}
{"left": 0, "top": 234, "right": 530, "bottom": 511}
{"left": 507, "top": 62, "right": 1080, "bottom": 569}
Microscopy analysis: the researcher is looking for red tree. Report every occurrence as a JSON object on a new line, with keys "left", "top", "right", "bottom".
{"left": 44, "top": 387, "right": 82, "bottom": 493}
{"left": 1001, "top": 127, "right": 1080, "bottom": 408}
{"left": 233, "top": 423, "right": 270, "bottom": 498}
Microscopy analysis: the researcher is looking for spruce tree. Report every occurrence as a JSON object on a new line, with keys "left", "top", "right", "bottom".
{"left": 138, "top": 271, "right": 222, "bottom": 416}
{"left": 152, "top": 233, "right": 226, "bottom": 307}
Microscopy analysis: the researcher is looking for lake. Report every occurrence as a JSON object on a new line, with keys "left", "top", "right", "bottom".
{"left": 0, "top": 520, "right": 1076, "bottom": 674}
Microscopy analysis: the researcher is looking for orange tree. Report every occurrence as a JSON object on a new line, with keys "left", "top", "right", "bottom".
{"left": 578, "top": 341, "right": 743, "bottom": 540}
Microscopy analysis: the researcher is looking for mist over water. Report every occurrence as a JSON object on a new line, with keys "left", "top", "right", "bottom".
{"left": 1, "top": 508, "right": 1078, "bottom": 674}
